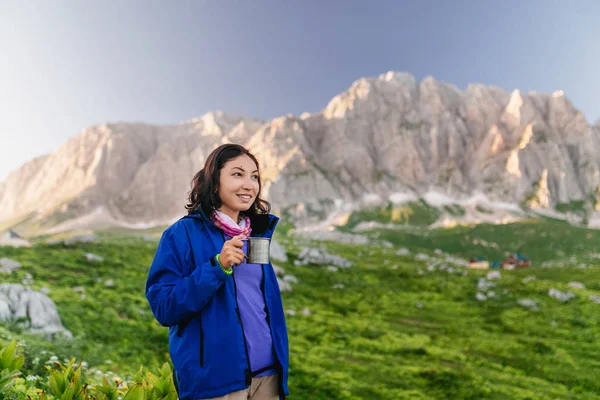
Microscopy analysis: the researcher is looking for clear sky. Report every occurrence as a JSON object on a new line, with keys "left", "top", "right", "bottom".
{"left": 1, "top": 0, "right": 598, "bottom": 181}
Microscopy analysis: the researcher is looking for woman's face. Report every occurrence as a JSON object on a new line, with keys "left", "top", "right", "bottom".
{"left": 217, "top": 154, "right": 260, "bottom": 220}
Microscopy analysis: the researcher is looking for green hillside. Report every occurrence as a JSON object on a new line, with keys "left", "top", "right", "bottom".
{"left": 365, "top": 218, "right": 600, "bottom": 264}
{"left": 1, "top": 220, "right": 600, "bottom": 399}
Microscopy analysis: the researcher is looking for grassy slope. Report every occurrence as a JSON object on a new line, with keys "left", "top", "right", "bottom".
{"left": 369, "top": 218, "right": 600, "bottom": 264}
{"left": 343, "top": 201, "right": 441, "bottom": 230}
{"left": 1, "top": 221, "right": 600, "bottom": 399}
{"left": 0, "top": 238, "right": 167, "bottom": 376}
{"left": 282, "top": 238, "right": 600, "bottom": 399}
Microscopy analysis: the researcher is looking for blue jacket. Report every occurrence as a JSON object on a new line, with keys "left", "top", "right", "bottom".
{"left": 145, "top": 211, "right": 289, "bottom": 399}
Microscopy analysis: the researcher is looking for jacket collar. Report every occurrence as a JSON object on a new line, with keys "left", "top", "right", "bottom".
{"left": 184, "top": 207, "right": 279, "bottom": 239}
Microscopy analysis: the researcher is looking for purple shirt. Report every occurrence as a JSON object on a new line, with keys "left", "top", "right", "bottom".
{"left": 230, "top": 237, "right": 276, "bottom": 377}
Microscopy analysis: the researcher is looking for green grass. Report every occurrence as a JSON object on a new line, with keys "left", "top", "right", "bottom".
{"left": 280, "top": 233, "right": 600, "bottom": 399}
{"left": 367, "top": 218, "right": 600, "bottom": 264}
{"left": 0, "top": 238, "right": 166, "bottom": 377}
{"left": 343, "top": 201, "right": 440, "bottom": 230}
{"left": 555, "top": 200, "right": 587, "bottom": 214}
{"left": 1, "top": 219, "right": 600, "bottom": 399}
{"left": 554, "top": 199, "right": 594, "bottom": 225}
{"left": 443, "top": 204, "right": 466, "bottom": 217}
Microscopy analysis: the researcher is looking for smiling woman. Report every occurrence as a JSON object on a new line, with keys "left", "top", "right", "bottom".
{"left": 217, "top": 155, "right": 261, "bottom": 223}
{"left": 145, "top": 144, "right": 289, "bottom": 400}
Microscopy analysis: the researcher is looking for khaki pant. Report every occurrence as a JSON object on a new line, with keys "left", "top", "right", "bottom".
{"left": 200, "top": 374, "right": 280, "bottom": 400}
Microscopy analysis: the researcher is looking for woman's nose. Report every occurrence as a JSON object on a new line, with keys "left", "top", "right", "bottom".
{"left": 242, "top": 179, "right": 256, "bottom": 190}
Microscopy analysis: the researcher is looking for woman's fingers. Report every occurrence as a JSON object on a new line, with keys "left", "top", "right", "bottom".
{"left": 222, "top": 246, "right": 244, "bottom": 267}
{"left": 230, "top": 237, "right": 244, "bottom": 249}
{"left": 220, "top": 236, "right": 246, "bottom": 268}
{"left": 232, "top": 248, "right": 245, "bottom": 263}
{"left": 225, "top": 244, "right": 244, "bottom": 257}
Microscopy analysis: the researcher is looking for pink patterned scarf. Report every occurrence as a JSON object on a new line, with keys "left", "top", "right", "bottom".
{"left": 210, "top": 210, "right": 252, "bottom": 238}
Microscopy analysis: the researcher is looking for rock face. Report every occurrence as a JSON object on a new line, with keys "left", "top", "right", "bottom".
{"left": 1, "top": 72, "right": 600, "bottom": 233}
{"left": 0, "top": 113, "right": 264, "bottom": 233}
{"left": 0, "top": 284, "right": 72, "bottom": 339}
{"left": 525, "top": 169, "right": 551, "bottom": 209}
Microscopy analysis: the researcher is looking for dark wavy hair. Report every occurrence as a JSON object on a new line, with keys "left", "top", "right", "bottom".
{"left": 185, "top": 144, "right": 271, "bottom": 218}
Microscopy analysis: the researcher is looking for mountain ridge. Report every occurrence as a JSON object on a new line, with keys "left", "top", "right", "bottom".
{"left": 2, "top": 71, "right": 600, "bottom": 235}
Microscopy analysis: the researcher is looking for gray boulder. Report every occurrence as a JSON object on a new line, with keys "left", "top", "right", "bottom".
{"left": 294, "top": 247, "right": 352, "bottom": 268}
{"left": 84, "top": 253, "right": 104, "bottom": 262}
{"left": 0, "top": 258, "right": 21, "bottom": 274}
{"left": 277, "top": 278, "right": 292, "bottom": 292}
{"left": 548, "top": 288, "right": 576, "bottom": 302}
{"left": 0, "top": 284, "right": 72, "bottom": 339}
{"left": 65, "top": 234, "right": 97, "bottom": 245}
{"left": 517, "top": 299, "right": 539, "bottom": 310}
{"left": 272, "top": 264, "right": 285, "bottom": 276}
{"left": 270, "top": 239, "right": 288, "bottom": 263}
{"left": 567, "top": 281, "right": 585, "bottom": 289}
{"left": 589, "top": 295, "right": 600, "bottom": 304}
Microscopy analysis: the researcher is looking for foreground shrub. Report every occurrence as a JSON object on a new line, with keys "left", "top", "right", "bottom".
{"left": 0, "top": 340, "right": 176, "bottom": 400}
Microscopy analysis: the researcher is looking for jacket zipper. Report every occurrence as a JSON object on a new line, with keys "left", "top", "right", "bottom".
{"left": 261, "top": 265, "right": 284, "bottom": 398}
{"left": 177, "top": 317, "right": 204, "bottom": 366}
{"left": 199, "top": 316, "right": 204, "bottom": 367}
{"left": 222, "top": 229, "right": 252, "bottom": 385}
{"left": 177, "top": 316, "right": 192, "bottom": 337}
{"left": 231, "top": 267, "right": 253, "bottom": 385}
{"left": 177, "top": 318, "right": 204, "bottom": 366}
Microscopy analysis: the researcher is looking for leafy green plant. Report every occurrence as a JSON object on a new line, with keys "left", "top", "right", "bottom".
{"left": 0, "top": 340, "right": 24, "bottom": 393}
{"left": 46, "top": 359, "right": 88, "bottom": 400}
{"left": 0, "top": 338, "right": 177, "bottom": 400}
{"left": 118, "top": 364, "right": 176, "bottom": 400}
{"left": 0, "top": 340, "right": 24, "bottom": 373}
{"left": 144, "top": 363, "right": 177, "bottom": 400}
{"left": 0, "top": 368, "right": 21, "bottom": 393}
{"left": 91, "top": 376, "right": 121, "bottom": 400}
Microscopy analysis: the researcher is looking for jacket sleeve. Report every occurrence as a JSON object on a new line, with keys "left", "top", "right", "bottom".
{"left": 145, "top": 225, "right": 229, "bottom": 327}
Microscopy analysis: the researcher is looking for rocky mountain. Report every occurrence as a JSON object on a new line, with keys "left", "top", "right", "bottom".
{"left": 0, "top": 112, "right": 264, "bottom": 233}
{"left": 1, "top": 72, "right": 600, "bottom": 235}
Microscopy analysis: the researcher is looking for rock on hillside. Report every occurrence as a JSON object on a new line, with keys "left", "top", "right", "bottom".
{"left": 0, "top": 284, "right": 72, "bottom": 339}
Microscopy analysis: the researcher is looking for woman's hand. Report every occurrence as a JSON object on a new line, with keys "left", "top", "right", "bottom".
{"left": 219, "top": 235, "right": 246, "bottom": 269}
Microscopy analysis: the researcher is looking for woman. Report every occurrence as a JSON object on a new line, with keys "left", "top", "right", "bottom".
{"left": 145, "top": 144, "right": 289, "bottom": 400}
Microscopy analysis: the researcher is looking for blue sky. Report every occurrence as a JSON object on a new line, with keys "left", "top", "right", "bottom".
{"left": 1, "top": 0, "right": 598, "bottom": 181}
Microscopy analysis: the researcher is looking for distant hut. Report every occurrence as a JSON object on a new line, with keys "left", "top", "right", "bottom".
{"left": 490, "top": 261, "right": 501, "bottom": 269}
{"left": 515, "top": 253, "right": 531, "bottom": 268}
{"left": 469, "top": 257, "right": 489, "bottom": 269}
{"left": 502, "top": 253, "right": 531, "bottom": 270}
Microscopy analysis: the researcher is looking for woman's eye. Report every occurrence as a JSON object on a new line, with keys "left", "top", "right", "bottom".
{"left": 233, "top": 172, "right": 242, "bottom": 177}
{"left": 252, "top": 175, "right": 259, "bottom": 180}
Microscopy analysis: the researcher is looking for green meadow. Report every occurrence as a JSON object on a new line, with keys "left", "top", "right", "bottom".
{"left": 1, "top": 215, "right": 600, "bottom": 399}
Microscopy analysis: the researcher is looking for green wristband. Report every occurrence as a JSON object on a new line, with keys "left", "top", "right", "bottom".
{"left": 216, "top": 254, "right": 233, "bottom": 275}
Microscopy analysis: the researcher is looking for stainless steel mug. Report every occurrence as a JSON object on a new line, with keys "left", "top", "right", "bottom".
{"left": 243, "top": 237, "right": 271, "bottom": 264}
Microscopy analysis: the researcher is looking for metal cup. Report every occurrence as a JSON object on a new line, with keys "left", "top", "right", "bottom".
{"left": 243, "top": 237, "right": 271, "bottom": 264}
